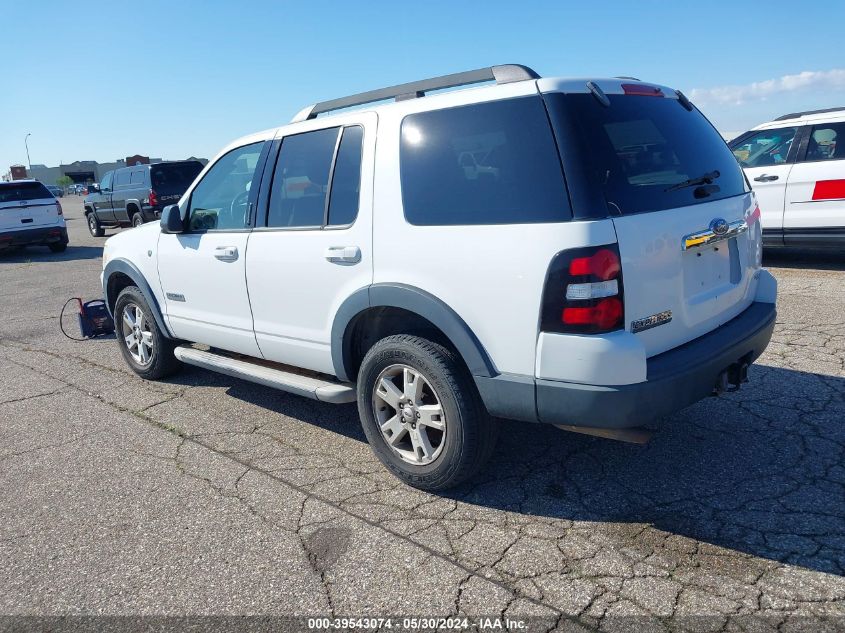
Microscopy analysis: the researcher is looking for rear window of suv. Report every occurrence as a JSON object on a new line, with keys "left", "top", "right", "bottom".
{"left": 151, "top": 162, "right": 203, "bottom": 189}
{"left": 0, "top": 182, "right": 53, "bottom": 204}
{"left": 546, "top": 93, "right": 747, "bottom": 215}
{"left": 400, "top": 97, "right": 571, "bottom": 225}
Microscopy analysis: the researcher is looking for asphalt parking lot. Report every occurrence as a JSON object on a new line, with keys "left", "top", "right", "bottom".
{"left": 1, "top": 197, "right": 843, "bottom": 631}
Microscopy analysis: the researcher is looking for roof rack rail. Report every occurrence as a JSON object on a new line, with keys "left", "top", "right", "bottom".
{"left": 774, "top": 106, "right": 845, "bottom": 121}
{"left": 291, "top": 64, "right": 540, "bottom": 123}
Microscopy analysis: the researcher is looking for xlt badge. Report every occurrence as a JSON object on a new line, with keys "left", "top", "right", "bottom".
{"left": 631, "top": 310, "right": 672, "bottom": 333}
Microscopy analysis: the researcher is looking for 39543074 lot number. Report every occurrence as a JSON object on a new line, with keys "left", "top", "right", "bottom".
{"left": 307, "top": 617, "right": 471, "bottom": 630}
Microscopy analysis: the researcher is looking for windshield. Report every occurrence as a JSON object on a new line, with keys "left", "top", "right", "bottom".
{"left": 546, "top": 93, "right": 747, "bottom": 215}
{"left": 151, "top": 162, "right": 203, "bottom": 189}
{"left": 0, "top": 182, "right": 54, "bottom": 204}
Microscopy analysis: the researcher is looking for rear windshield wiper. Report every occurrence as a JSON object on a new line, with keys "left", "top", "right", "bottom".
{"left": 664, "top": 170, "right": 720, "bottom": 192}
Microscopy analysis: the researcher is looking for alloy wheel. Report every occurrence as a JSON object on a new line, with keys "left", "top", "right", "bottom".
{"left": 372, "top": 364, "right": 446, "bottom": 465}
{"left": 121, "top": 303, "right": 154, "bottom": 365}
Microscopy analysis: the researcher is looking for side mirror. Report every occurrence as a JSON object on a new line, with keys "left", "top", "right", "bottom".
{"left": 160, "top": 204, "right": 184, "bottom": 234}
{"left": 90, "top": 184, "right": 101, "bottom": 193}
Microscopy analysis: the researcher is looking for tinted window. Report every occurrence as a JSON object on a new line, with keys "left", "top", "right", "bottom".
{"left": 0, "top": 182, "right": 53, "bottom": 203}
{"left": 400, "top": 98, "right": 569, "bottom": 225}
{"left": 100, "top": 172, "right": 113, "bottom": 191}
{"left": 549, "top": 93, "right": 747, "bottom": 215}
{"left": 130, "top": 170, "right": 146, "bottom": 185}
{"left": 730, "top": 127, "right": 797, "bottom": 167}
{"left": 802, "top": 122, "right": 845, "bottom": 162}
{"left": 152, "top": 161, "right": 203, "bottom": 188}
{"left": 115, "top": 170, "right": 130, "bottom": 186}
{"left": 267, "top": 128, "right": 339, "bottom": 228}
{"left": 187, "top": 142, "right": 263, "bottom": 231}
{"left": 327, "top": 126, "right": 363, "bottom": 226}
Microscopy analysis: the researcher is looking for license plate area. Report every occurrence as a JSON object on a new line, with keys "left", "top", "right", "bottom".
{"left": 683, "top": 239, "right": 740, "bottom": 299}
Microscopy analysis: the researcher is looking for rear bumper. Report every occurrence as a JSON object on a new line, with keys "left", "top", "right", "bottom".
{"left": 476, "top": 301, "right": 776, "bottom": 429}
{"left": 0, "top": 225, "right": 68, "bottom": 249}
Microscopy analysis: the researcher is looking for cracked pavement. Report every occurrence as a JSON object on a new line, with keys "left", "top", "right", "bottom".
{"left": 0, "top": 198, "right": 843, "bottom": 631}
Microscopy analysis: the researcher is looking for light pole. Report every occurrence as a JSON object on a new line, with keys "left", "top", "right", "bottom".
{"left": 24, "top": 133, "right": 32, "bottom": 172}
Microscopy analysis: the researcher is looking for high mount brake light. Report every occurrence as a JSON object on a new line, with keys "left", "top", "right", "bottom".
{"left": 540, "top": 244, "right": 625, "bottom": 334}
{"left": 621, "top": 83, "right": 664, "bottom": 97}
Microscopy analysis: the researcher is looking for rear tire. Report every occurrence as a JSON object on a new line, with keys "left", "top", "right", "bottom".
{"left": 357, "top": 334, "right": 498, "bottom": 491}
{"left": 115, "top": 286, "right": 182, "bottom": 380}
{"left": 48, "top": 241, "right": 67, "bottom": 253}
{"left": 86, "top": 212, "right": 104, "bottom": 237}
{"left": 131, "top": 212, "right": 144, "bottom": 228}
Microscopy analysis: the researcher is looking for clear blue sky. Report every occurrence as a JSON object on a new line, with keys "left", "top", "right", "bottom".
{"left": 3, "top": 0, "right": 844, "bottom": 174}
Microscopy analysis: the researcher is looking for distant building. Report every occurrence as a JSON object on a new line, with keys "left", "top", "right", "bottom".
{"left": 10, "top": 165, "right": 28, "bottom": 180}
{"left": 11, "top": 156, "right": 207, "bottom": 186}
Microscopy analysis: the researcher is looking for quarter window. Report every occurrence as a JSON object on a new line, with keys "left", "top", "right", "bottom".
{"left": 400, "top": 97, "right": 570, "bottom": 225}
{"left": 130, "top": 170, "right": 146, "bottom": 185}
{"left": 731, "top": 128, "right": 797, "bottom": 168}
{"left": 802, "top": 123, "right": 845, "bottom": 162}
{"left": 187, "top": 141, "right": 264, "bottom": 231}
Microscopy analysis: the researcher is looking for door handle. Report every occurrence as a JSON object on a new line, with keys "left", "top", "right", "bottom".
{"left": 754, "top": 174, "right": 779, "bottom": 182}
{"left": 213, "top": 246, "right": 239, "bottom": 261}
{"left": 324, "top": 245, "right": 361, "bottom": 264}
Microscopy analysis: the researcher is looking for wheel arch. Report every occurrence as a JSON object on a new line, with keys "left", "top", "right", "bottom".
{"left": 103, "top": 258, "right": 174, "bottom": 339}
{"left": 332, "top": 283, "right": 497, "bottom": 383}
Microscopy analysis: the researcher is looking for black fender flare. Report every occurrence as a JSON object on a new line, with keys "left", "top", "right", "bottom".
{"left": 331, "top": 283, "right": 497, "bottom": 382}
{"left": 102, "top": 258, "right": 174, "bottom": 339}
{"left": 125, "top": 199, "right": 143, "bottom": 214}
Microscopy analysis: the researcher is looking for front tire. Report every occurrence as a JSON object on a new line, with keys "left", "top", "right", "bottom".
{"left": 114, "top": 286, "right": 181, "bottom": 380}
{"left": 357, "top": 335, "right": 497, "bottom": 491}
{"left": 86, "top": 212, "right": 104, "bottom": 237}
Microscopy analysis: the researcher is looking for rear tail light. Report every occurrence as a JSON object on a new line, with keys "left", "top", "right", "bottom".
{"left": 540, "top": 244, "right": 625, "bottom": 334}
{"left": 148, "top": 189, "right": 158, "bottom": 207}
{"left": 56, "top": 201, "right": 63, "bottom": 216}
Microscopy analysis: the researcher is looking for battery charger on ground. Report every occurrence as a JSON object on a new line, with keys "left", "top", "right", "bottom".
{"left": 59, "top": 298, "right": 115, "bottom": 341}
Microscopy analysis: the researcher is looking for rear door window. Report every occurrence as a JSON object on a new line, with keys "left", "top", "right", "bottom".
{"left": 130, "top": 169, "right": 146, "bottom": 185}
{"left": 800, "top": 122, "right": 845, "bottom": 162}
{"left": 730, "top": 127, "right": 798, "bottom": 167}
{"left": 266, "top": 128, "right": 339, "bottom": 228}
{"left": 547, "top": 93, "right": 747, "bottom": 215}
{"left": 0, "top": 182, "right": 53, "bottom": 204}
{"left": 114, "top": 170, "right": 130, "bottom": 187}
{"left": 400, "top": 97, "right": 570, "bottom": 225}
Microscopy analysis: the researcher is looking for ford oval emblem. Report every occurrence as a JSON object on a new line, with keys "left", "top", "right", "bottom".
{"left": 710, "top": 218, "right": 729, "bottom": 236}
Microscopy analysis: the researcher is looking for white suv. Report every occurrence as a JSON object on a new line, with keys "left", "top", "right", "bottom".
{"left": 0, "top": 180, "right": 68, "bottom": 253}
{"left": 729, "top": 107, "right": 845, "bottom": 247}
{"left": 101, "top": 65, "right": 777, "bottom": 490}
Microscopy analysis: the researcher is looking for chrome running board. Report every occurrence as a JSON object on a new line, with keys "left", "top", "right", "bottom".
{"left": 174, "top": 345, "right": 356, "bottom": 404}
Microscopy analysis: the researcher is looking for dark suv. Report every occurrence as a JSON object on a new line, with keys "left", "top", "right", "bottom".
{"left": 84, "top": 161, "right": 203, "bottom": 237}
